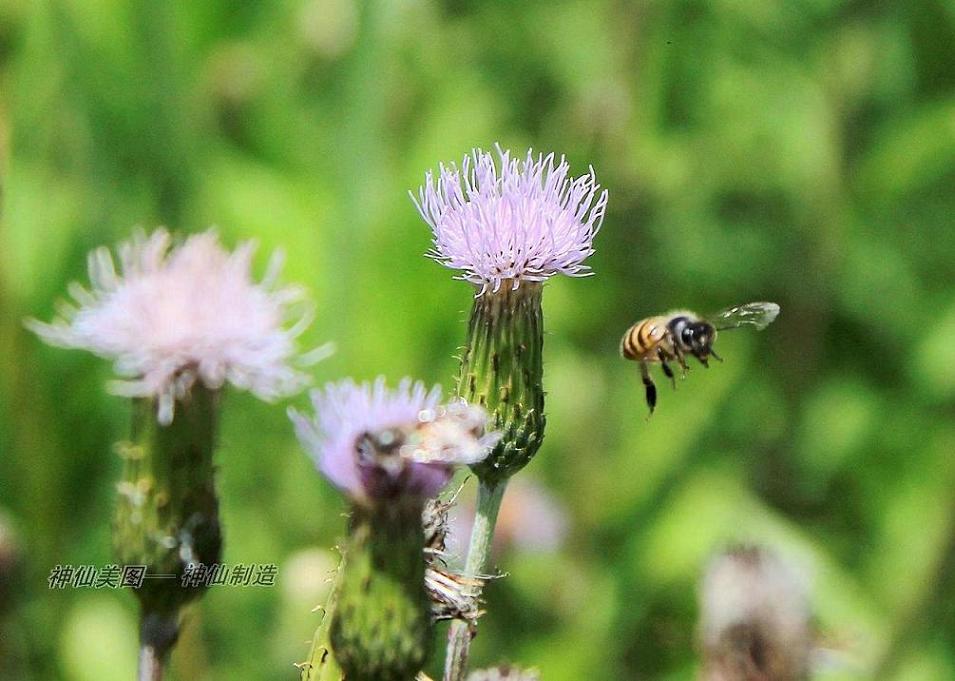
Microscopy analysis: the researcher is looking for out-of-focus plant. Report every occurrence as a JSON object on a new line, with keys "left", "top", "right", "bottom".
{"left": 3, "top": 0, "right": 954, "bottom": 677}
{"left": 698, "top": 545, "right": 813, "bottom": 681}
{"left": 26, "top": 229, "right": 322, "bottom": 680}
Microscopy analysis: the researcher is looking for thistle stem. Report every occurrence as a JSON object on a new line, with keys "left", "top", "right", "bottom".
{"left": 137, "top": 611, "right": 177, "bottom": 681}
{"left": 138, "top": 644, "right": 164, "bottom": 681}
{"left": 116, "top": 390, "right": 220, "bottom": 681}
{"left": 443, "top": 477, "right": 508, "bottom": 681}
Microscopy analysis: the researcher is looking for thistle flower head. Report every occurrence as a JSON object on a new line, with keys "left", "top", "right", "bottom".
{"left": 27, "top": 229, "right": 320, "bottom": 425}
{"left": 412, "top": 145, "right": 608, "bottom": 295}
{"left": 291, "top": 377, "right": 497, "bottom": 504}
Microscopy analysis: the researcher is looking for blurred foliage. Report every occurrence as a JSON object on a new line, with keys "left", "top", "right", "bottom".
{"left": 1, "top": 0, "right": 954, "bottom": 679}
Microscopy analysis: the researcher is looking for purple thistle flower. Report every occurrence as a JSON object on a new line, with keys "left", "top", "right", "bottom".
{"left": 26, "top": 228, "right": 324, "bottom": 425}
{"left": 412, "top": 145, "right": 608, "bottom": 295}
{"left": 290, "top": 377, "right": 497, "bottom": 504}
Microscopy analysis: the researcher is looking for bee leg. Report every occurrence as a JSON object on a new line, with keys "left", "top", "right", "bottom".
{"left": 710, "top": 349, "right": 723, "bottom": 362}
{"left": 640, "top": 362, "right": 657, "bottom": 415}
{"left": 657, "top": 349, "right": 677, "bottom": 389}
{"left": 661, "top": 361, "right": 676, "bottom": 389}
{"left": 675, "top": 348, "right": 689, "bottom": 378}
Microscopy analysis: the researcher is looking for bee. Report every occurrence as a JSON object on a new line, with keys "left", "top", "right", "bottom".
{"left": 621, "top": 302, "right": 780, "bottom": 414}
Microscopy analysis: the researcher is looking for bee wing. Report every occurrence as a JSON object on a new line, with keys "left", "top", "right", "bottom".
{"left": 711, "top": 302, "right": 780, "bottom": 331}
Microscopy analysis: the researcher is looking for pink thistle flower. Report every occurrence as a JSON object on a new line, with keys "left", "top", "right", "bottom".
{"left": 290, "top": 377, "right": 497, "bottom": 504}
{"left": 411, "top": 145, "right": 608, "bottom": 295}
{"left": 27, "top": 228, "right": 322, "bottom": 425}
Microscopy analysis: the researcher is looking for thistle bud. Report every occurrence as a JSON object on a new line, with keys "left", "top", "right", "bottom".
{"left": 457, "top": 282, "right": 545, "bottom": 482}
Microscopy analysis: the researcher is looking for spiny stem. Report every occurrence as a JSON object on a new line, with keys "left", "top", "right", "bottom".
{"left": 443, "top": 478, "right": 508, "bottom": 681}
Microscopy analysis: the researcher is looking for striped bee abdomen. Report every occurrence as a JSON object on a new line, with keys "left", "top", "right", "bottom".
{"left": 621, "top": 316, "right": 670, "bottom": 361}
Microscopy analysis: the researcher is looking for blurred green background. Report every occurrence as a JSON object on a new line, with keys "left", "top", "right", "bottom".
{"left": 1, "top": 0, "right": 954, "bottom": 679}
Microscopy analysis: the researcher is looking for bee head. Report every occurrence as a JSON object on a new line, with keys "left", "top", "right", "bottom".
{"left": 682, "top": 321, "right": 716, "bottom": 362}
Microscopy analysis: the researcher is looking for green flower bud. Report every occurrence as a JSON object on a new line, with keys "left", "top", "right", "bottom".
{"left": 331, "top": 499, "right": 432, "bottom": 681}
{"left": 457, "top": 282, "right": 545, "bottom": 483}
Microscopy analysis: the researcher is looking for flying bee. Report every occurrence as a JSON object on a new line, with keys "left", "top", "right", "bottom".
{"left": 620, "top": 302, "right": 780, "bottom": 414}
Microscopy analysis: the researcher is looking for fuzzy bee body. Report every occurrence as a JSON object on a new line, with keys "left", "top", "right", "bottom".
{"left": 620, "top": 312, "right": 697, "bottom": 364}
{"left": 620, "top": 302, "right": 780, "bottom": 415}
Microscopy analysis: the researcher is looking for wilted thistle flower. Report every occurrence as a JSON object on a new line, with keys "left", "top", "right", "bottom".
{"left": 291, "top": 378, "right": 495, "bottom": 681}
{"left": 27, "top": 228, "right": 317, "bottom": 425}
{"left": 423, "top": 494, "right": 485, "bottom": 628}
{"left": 699, "top": 545, "right": 813, "bottom": 681}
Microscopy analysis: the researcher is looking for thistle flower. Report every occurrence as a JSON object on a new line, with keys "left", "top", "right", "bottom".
{"left": 416, "top": 147, "right": 609, "bottom": 681}
{"left": 699, "top": 545, "right": 812, "bottom": 681}
{"left": 290, "top": 377, "right": 497, "bottom": 505}
{"left": 291, "top": 378, "right": 495, "bottom": 681}
{"left": 27, "top": 228, "right": 323, "bottom": 681}
{"left": 27, "top": 228, "right": 319, "bottom": 425}
{"left": 412, "top": 145, "right": 608, "bottom": 296}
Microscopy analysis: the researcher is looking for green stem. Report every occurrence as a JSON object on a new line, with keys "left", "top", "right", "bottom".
{"left": 115, "top": 387, "right": 222, "bottom": 680}
{"left": 138, "top": 612, "right": 178, "bottom": 681}
{"left": 443, "top": 478, "right": 508, "bottom": 681}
